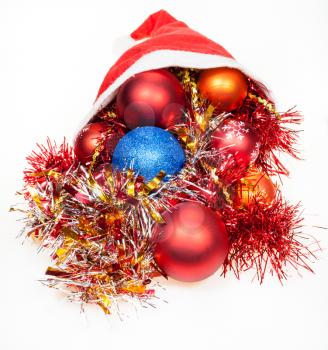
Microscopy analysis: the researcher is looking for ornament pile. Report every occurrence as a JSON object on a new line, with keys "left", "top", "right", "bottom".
{"left": 14, "top": 10, "right": 316, "bottom": 314}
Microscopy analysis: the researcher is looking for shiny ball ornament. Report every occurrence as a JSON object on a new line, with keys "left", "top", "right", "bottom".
{"left": 74, "top": 122, "right": 115, "bottom": 165}
{"left": 152, "top": 202, "right": 229, "bottom": 282}
{"left": 112, "top": 126, "right": 185, "bottom": 182}
{"left": 236, "top": 170, "right": 277, "bottom": 207}
{"left": 116, "top": 69, "right": 187, "bottom": 129}
{"left": 211, "top": 119, "right": 260, "bottom": 169}
{"left": 198, "top": 67, "right": 248, "bottom": 112}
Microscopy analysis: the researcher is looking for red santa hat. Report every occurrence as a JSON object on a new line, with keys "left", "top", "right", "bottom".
{"left": 87, "top": 9, "right": 247, "bottom": 121}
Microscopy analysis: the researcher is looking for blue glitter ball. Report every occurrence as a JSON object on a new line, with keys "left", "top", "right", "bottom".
{"left": 112, "top": 126, "right": 185, "bottom": 182}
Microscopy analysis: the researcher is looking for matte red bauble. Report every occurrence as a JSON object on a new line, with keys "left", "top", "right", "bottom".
{"left": 116, "top": 69, "right": 187, "bottom": 129}
{"left": 152, "top": 202, "right": 229, "bottom": 282}
{"left": 74, "top": 122, "right": 121, "bottom": 165}
{"left": 211, "top": 119, "right": 260, "bottom": 169}
{"left": 198, "top": 67, "right": 248, "bottom": 112}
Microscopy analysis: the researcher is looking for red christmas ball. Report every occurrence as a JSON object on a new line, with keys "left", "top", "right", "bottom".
{"left": 152, "top": 202, "right": 229, "bottom": 282}
{"left": 211, "top": 119, "right": 260, "bottom": 169}
{"left": 116, "top": 69, "right": 187, "bottom": 129}
{"left": 74, "top": 122, "right": 122, "bottom": 165}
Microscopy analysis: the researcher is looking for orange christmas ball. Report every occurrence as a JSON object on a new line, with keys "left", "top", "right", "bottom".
{"left": 198, "top": 67, "right": 248, "bottom": 112}
{"left": 236, "top": 170, "right": 277, "bottom": 207}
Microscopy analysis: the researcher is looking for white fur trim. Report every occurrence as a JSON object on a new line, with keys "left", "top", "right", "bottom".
{"left": 83, "top": 49, "right": 250, "bottom": 125}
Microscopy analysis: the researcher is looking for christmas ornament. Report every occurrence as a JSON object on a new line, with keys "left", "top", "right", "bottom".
{"left": 74, "top": 122, "right": 120, "bottom": 164}
{"left": 198, "top": 67, "right": 248, "bottom": 112}
{"left": 112, "top": 126, "right": 185, "bottom": 182}
{"left": 100, "top": 129, "right": 125, "bottom": 163}
{"left": 152, "top": 202, "right": 228, "bottom": 282}
{"left": 210, "top": 119, "right": 260, "bottom": 176}
{"left": 236, "top": 169, "right": 277, "bottom": 207}
{"left": 13, "top": 10, "right": 317, "bottom": 316}
{"left": 116, "top": 69, "right": 186, "bottom": 130}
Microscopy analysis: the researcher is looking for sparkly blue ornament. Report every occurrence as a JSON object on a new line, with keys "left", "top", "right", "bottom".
{"left": 112, "top": 126, "right": 185, "bottom": 182}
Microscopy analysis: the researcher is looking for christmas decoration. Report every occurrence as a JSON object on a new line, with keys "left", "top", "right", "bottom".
{"left": 112, "top": 126, "right": 185, "bottom": 182}
{"left": 12, "top": 10, "right": 318, "bottom": 316}
{"left": 235, "top": 169, "right": 277, "bottom": 207}
{"left": 152, "top": 202, "right": 228, "bottom": 282}
{"left": 198, "top": 67, "right": 248, "bottom": 112}
{"left": 93, "top": 163, "right": 114, "bottom": 188}
{"left": 116, "top": 69, "right": 187, "bottom": 129}
{"left": 210, "top": 119, "right": 260, "bottom": 172}
{"left": 74, "top": 121, "right": 124, "bottom": 164}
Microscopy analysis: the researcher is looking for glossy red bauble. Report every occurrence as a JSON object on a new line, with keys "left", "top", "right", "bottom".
{"left": 116, "top": 69, "right": 187, "bottom": 129}
{"left": 211, "top": 119, "right": 260, "bottom": 169}
{"left": 152, "top": 202, "right": 229, "bottom": 282}
{"left": 74, "top": 122, "right": 122, "bottom": 165}
{"left": 93, "top": 163, "right": 113, "bottom": 187}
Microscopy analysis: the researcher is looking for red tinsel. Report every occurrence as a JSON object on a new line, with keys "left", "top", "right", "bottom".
{"left": 24, "top": 138, "right": 76, "bottom": 186}
{"left": 13, "top": 67, "right": 317, "bottom": 315}
{"left": 238, "top": 80, "right": 302, "bottom": 176}
{"left": 221, "top": 194, "right": 315, "bottom": 283}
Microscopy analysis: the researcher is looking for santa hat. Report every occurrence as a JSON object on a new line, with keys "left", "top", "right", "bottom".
{"left": 87, "top": 10, "right": 247, "bottom": 122}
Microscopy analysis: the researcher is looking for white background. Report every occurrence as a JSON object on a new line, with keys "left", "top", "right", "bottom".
{"left": 1, "top": 0, "right": 328, "bottom": 349}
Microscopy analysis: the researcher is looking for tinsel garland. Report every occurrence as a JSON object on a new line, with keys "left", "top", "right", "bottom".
{"left": 12, "top": 67, "right": 316, "bottom": 314}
